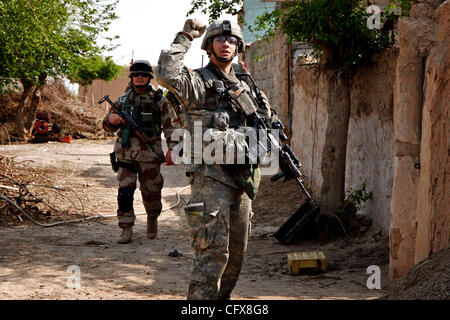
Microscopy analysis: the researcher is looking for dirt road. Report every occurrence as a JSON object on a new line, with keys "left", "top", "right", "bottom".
{"left": 0, "top": 139, "right": 388, "bottom": 300}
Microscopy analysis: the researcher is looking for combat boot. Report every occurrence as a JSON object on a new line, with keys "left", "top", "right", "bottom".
{"left": 147, "top": 217, "right": 158, "bottom": 239}
{"left": 118, "top": 226, "right": 133, "bottom": 243}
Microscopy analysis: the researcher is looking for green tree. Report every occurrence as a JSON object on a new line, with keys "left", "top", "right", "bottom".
{"left": 0, "top": 0, "right": 121, "bottom": 139}
{"left": 68, "top": 55, "right": 123, "bottom": 86}
{"left": 189, "top": 0, "right": 401, "bottom": 70}
{"left": 187, "top": 0, "right": 243, "bottom": 22}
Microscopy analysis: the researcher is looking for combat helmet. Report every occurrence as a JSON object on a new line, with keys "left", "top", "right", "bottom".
{"left": 201, "top": 20, "right": 244, "bottom": 62}
{"left": 128, "top": 60, "right": 153, "bottom": 78}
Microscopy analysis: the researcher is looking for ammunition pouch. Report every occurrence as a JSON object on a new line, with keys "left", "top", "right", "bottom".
{"left": 120, "top": 128, "right": 131, "bottom": 148}
{"left": 109, "top": 152, "right": 139, "bottom": 173}
{"left": 226, "top": 164, "right": 261, "bottom": 200}
{"left": 110, "top": 152, "right": 120, "bottom": 172}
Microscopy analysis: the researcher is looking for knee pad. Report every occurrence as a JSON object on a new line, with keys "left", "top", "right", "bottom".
{"left": 118, "top": 187, "right": 135, "bottom": 212}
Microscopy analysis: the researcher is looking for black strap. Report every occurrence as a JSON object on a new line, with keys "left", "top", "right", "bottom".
{"left": 110, "top": 152, "right": 139, "bottom": 173}
{"left": 117, "top": 161, "right": 139, "bottom": 173}
{"left": 154, "top": 88, "right": 163, "bottom": 102}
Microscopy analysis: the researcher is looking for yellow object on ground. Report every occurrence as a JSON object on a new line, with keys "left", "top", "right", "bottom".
{"left": 287, "top": 251, "right": 327, "bottom": 275}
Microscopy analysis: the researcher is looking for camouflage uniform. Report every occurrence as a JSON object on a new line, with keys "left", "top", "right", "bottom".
{"left": 156, "top": 21, "right": 273, "bottom": 300}
{"left": 102, "top": 85, "right": 181, "bottom": 230}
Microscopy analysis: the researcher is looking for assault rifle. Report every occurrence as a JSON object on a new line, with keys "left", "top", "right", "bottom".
{"left": 234, "top": 73, "right": 311, "bottom": 198}
{"left": 234, "top": 73, "right": 320, "bottom": 244}
{"left": 98, "top": 95, "right": 164, "bottom": 162}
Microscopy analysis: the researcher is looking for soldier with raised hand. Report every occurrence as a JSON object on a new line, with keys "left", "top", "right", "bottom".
{"left": 103, "top": 60, "right": 180, "bottom": 244}
{"left": 155, "top": 19, "right": 274, "bottom": 300}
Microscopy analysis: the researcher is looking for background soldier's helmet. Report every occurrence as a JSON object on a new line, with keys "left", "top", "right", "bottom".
{"left": 201, "top": 20, "right": 245, "bottom": 53}
{"left": 128, "top": 60, "right": 153, "bottom": 78}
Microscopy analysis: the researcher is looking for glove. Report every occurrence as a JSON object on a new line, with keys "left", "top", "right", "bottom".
{"left": 182, "top": 18, "right": 206, "bottom": 40}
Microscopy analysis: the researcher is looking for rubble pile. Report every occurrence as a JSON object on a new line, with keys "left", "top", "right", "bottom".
{"left": 0, "top": 79, "right": 108, "bottom": 142}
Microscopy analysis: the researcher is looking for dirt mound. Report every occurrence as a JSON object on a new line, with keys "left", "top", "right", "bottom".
{"left": 382, "top": 247, "right": 450, "bottom": 300}
{"left": 326, "top": 228, "right": 389, "bottom": 271}
{"left": 39, "top": 80, "right": 106, "bottom": 137}
{"left": 0, "top": 79, "right": 107, "bottom": 142}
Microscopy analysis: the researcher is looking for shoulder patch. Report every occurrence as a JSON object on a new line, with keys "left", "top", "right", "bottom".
{"left": 119, "top": 94, "right": 127, "bottom": 103}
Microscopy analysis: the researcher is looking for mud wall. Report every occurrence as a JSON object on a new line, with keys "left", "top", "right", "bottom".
{"left": 413, "top": 0, "right": 449, "bottom": 267}
{"left": 389, "top": 0, "right": 448, "bottom": 281}
{"left": 78, "top": 66, "right": 159, "bottom": 107}
{"left": 243, "top": 0, "right": 449, "bottom": 283}
{"left": 346, "top": 48, "right": 398, "bottom": 233}
{"left": 243, "top": 32, "right": 291, "bottom": 131}
{"left": 246, "top": 40, "right": 396, "bottom": 226}
{"left": 242, "top": 40, "right": 276, "bottom": 110}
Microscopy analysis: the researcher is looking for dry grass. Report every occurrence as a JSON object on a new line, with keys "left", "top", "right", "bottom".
{"left": 0, "top": 153, "right": 88, "bottom": 227}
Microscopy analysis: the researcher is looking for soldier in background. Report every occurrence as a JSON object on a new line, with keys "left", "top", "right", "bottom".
{"left": 155, "top": 19, "right": 275, "bottom": 299}
{"left": 102, "top": 60, "right": 180, "bottom": 243}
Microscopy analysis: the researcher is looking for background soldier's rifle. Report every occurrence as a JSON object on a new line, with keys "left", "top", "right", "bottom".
{"left": 98, "top": 95, "right": 164, "bottom": 163}
{"left": 234, "top": 73, "right": 320, "bottom": 244}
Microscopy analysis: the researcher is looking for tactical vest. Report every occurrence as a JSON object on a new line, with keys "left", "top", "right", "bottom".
{"left": 194, "top": 63, "right": 253, "bottom": 129}
{"left": 119, "top": 86, "right": 163, "bottom": 144}
{"left": 193, "top": 64, "right": 262, "bottom": 199}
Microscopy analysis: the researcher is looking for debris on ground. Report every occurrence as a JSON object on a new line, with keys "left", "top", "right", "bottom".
{"left": 0, "top": 154, "right": 86, "bottom": 227}
{"left": 0, "top": 79, "right": 108, "bottom": 143}
{"left": 382, "top": 247, "right": 450, "bottom": 300}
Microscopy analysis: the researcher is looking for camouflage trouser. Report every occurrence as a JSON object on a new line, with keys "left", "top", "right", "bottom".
{"left": 116, "top": 160, "right": 163, "bottom": 228}
{"left": 185, "top": 172, "right": 252, "bottom": 300}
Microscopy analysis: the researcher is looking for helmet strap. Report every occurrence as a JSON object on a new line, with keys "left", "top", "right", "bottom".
{"left": 208, "top": 38, "right": 238, "bottom": 63}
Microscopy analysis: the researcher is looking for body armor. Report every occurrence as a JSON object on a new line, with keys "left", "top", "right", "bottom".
{"left": 192, "top": 63, "right": 255, "bottom": 129}
{"left": 118, "top": 86, "right": 163, "bottom": 146}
